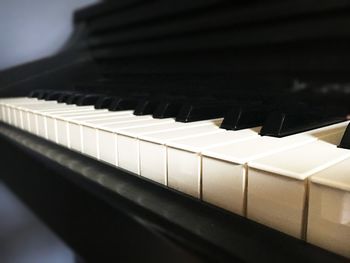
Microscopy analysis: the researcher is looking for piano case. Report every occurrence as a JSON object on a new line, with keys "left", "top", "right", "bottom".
{"left": 1, "top": 0, "right": 350, "bottom": 262}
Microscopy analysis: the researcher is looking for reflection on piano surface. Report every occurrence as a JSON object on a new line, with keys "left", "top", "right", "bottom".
{"left": 1, "top": 0, "right": 350, "bottom": 262}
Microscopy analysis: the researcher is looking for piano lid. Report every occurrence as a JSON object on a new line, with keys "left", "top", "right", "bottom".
{"left": 2, "top": 0, "right": 350, "bottom": 100}
{"left": 59, "top": 0, "right": 348, "bottom": 99}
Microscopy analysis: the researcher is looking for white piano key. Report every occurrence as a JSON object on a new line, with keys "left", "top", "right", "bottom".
{"left": 2, "top": 105, "right": 9, "bottom": 124}
{"left": 201, "top": 121, "right": 349, "bottom": 216}
{"left": 0, "top": 103, "right": 6, "bottom": 122}
{"left": 86, "top": 116, "right": 154, "bottom": 164}
{"left": 308, "top": 158, "right": 350, "bottom": 258}
{"left": 4, "top": 100, "right": 56, "bottom": 109}
{"left": 66, "top": 111, "right": 134, "bottom": 152}
{"left": 1, "top": 100, "right": 43, "bottom": 126}
{"left": 4, "top": 106, "right": 14, "bottom": 126}
{"left": 81, "top": 125, "right": 99, "bottom": 158}
{"left": 22, "top": 111, "right": 31, "bottom": 131}
{"left": 67, "top": 110, "right": 134, "bottom": 128}
{"left": 0, "top": 104, "right": 8, "bottom": 123}
{"left": 9, "top": 100, "right": 58, "bottom": 111}
{"left": 17, "top": 104, "right": 82, "bottom": 133}
{"left": 97, "top": 130, "right": 117, "bottom": 165}
{"left": 25, "top": 103, "right": 68, "bottom": 114}
{"left": 114, "top": 120, "right": 214, "bottom": 177}
{"left": 52, "top": 109, "right": 132, "bottom": 145}
{"left": 0, "top": 105, "right": 3, "bottom": 121}
{"left": 33, "top": 107, "right": 81, "bottom": 138}
{"left": 71, "top": 111, "right": 133, "bottom": 121}
{"left": 0, "top": 99, "right": 38, "bottom": 125}
{"left": 69, "top": 122, "right": 84, "bottom": 152}
{"left": 37, "top": 115, "right": 48, "bottom": 138}
{"left": 39, "top": 107, "right": 96, "bottom": 141}
{"left": 43, "top": 109, "right": 111, "bottom": 147}
{"left": 247, "top": 131, "right": 350, "bottom": 239}
{"left": 81, "top": 116, "right": 149, "bottom": 158}
{"left": 0, "top": 98, "right": 38, "bottom": 109}
{"left": 70, "top": 109, "right": 133, "bottom": 119}
{"left": 44, "top": 108, "right": 104, "bottom": 140}
{"left": 38, "top": 107, "right": 109, "bottom": 121}
{"left": 11, "top": 101, "right": 79, "bottom": 132}
{"left": 1, "top": 106, "right": 8, "bottom": 123}
{"left": 34, "top": 105, "right": 92, "bottom": 112}
{"left": 137, "top": 119, "right": 223, "bottom": 186}
{"left": 52, "top": 112, "right": 131, "bottom": 148}
{"left": 10, "top": 107, "right": 18, "bottom": 127}
{"left": 79, "top": 115, "right": 138, "bottom": 157}
{"left": 15, "top": 102, "right": 64, "bottom": 110}
{"left": 46, "top": 116, "right": 58, "bottom": 142}
{"left": 118, "top": 119, "right": 219, "bottom": 137}
{"left": 48, "top": 109, "right": 105, "bottom": 146}
{"left": 30, "top": 109, "right": 64, "bottom": 136}
{"left": 0, "top": 97, "right": 34, "bottom": 104}
{"left": 166, "top": 127, "right": 261, "bottom": 199}
{"left": 90, "top": 115, "right": 153, "bottom": 127}
{"left": 15, "top": 108, "right": 24, "bottom": 129}
{"left": 34, "top": 107, "right": 84, "bottom": 138}
{"left": 2, "top": 106, "right": 12, "bottom": 125}
{"left": 49, "top": 108, "right": 110, "bottom": 118}
{"left": 40, "top": 105, "right": 93, "bottom": 112}
{"left": 96, "top": 118, "right": 177, "bottom": 170}
{"left": 1, "top": 104, "right": 11, "bottom": 124}
{"left": 6, "top": 106, "right": 12, "bottom": 125}
{"left": 64, "top": 113, "right": 109, "bottom": 151}
{"left": 5, "top": 106, "right": 14, "bottom": 125}
{"left": 56, "top": 118, "right": 70, "bottom": 147}
{"left": 22, "top": 110, "right": 45, "bottom": 133}
{"left": 44, "top": 109, "right": 94, "bottom": 142}
{"left": 28, "top": 111, "right": 39, "bottom": 133}
{"left": 0, "top": 97, "right": 42, "bottom": 105}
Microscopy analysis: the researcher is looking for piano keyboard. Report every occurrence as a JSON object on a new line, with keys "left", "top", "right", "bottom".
{"left": 1, "top": 93, "right": 350, "bottom": 259}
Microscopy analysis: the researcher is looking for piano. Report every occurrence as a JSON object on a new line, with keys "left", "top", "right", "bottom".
{"left": 1, "top": 0, "right": 350, "bottom": 262}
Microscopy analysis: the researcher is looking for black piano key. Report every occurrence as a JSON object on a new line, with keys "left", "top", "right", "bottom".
{"left": 45, "top": 91, "right": 66, "bottom": 101}
{"left": 260, "top": 103, "right": 347, "bottom": 137}
{"left": 338, "top": 124, "right": 350, "bottom": 149}
{"left": 57, "top": 92, "right": 74, "bottom": 103}
{"left": 28, "top": 90, "right": 43, "bottom": 98}
{"left": 133, "top": 98, "right": 161, "bottom": 115}
{"left": 108, "top": 96, "right": 143, "bottom": 111}
{"left": 176, "top": 100, "right": 230, "bottom": 122}
{"left": 65, "top": 93, "right": 85, "bottom": 105}
{"left": 76, "top": 94, "right": 103, "bottom": 106}
{"left": 152, "top": 97, "right": 187, "bottom": 119}
{"left": 28, "top": 89, "right": 53, "bottom": 99}
{"left": 94, "top": 96, "right": 115, "bottom": 109}
{"left": 36, "top": 90, "right": 52, "bottom": 100}
{"left": 220, "top": 103, "right": 271, "bottom": 130}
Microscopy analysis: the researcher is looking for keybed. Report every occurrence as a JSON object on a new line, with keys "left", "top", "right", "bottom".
{"left": 0, "top": 92, "right": 350, "bottom": 259}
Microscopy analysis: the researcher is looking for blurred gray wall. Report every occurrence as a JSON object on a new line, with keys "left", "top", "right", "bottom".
{"left": 0, "top": 0, "right": 99, "bottom": 70}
